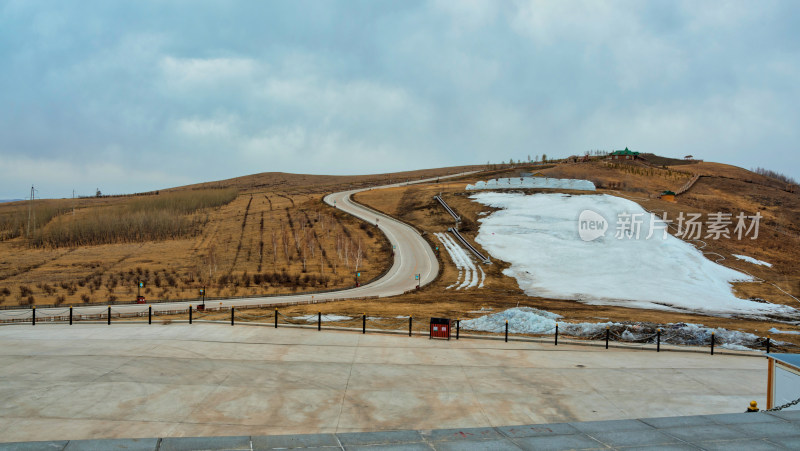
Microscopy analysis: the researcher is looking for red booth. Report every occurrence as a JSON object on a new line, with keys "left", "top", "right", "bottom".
{"left": 430, "top": 318, "right": 451, "bottom": 340}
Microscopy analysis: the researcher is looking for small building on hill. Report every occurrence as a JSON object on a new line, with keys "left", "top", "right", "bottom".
{"left": 660, "top": 190, "right": 676, "bottom": 203}
{"left": 609, "top": 148, "right": 641, "bottom": 161}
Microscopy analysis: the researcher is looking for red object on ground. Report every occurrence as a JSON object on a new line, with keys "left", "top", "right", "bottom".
{"left": 430, "top": 318, "right": 451, "bottom": 340}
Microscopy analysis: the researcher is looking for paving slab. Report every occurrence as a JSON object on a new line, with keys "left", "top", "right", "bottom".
{"left": 766, "top": 410, "right": 800, "bottom": 421}
{"left": 660, "top": 424, "right": 745, "bottom": 442}
{"left": 251, "top": 433, "right": 340, "bottom": 449}
{"left": 496, "top": 422, "right": 580, "bottom": 438}
{"left": 0, "top": 443, "right": 68, "bottom": 451}
{"left": 696, "top": 438, "right": 780, "bottom": 450}
{"left": 511, "top": 433, "right": 605, "bottom": 451}
{"left": 420, "top": 427, "right": 501, "bottom": 442}
{"left": 345, "top": 444, "right": 433, "bottom": 451}
{"left": 620, "top": 446, "right": 699, "bottom": 451}
{"left": 765, "top": 434, "right": 800, "bottom": 448}
{"left": 336, "top": 430, "right": 424, "bottom": 446}
{"left": 638, "top": 415, "right": 717, "bottom": 429}
{"left": 704, "top": 412, "right": 786, "bottom": 424}
{"left": 63, "top": 438, "right": 158, "bottom": 450}
{"left": 433, "top": 438, "right": 522, "bottom": 450}
{"left": 158, "top": 436, "right": 251, "bottom": 451}
{"left": 733, "top": 420, "right": 800, "bottom": 437}
{"left": 588, "top": 429, "right": 680, "bottom": 447}
{"left": 569, "top": 418, "right": 655, "bottom": 434}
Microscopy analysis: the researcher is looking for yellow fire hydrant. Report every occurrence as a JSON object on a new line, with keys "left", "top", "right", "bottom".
{"left": 746, "top": 400, "right": 759, "bottom": 413}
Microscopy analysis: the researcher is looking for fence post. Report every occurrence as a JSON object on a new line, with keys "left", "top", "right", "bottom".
{"left": 69, "top": 306, "right": 73, "bottom": 325}
{"left": 505, "top": 319, "right": 508, "bottom": 343}
{"left": 409, "top": 316, "right": 412, "bottom": 337}
{"left": 231, "top": 307, "right": 234, "bottom": 326}
{"left": 711, "top": 332, "right": 715, "bottom": 355}
{"left": 555, "top": 323, "right": 558, "bottom": 346}
{"left": 605, "top": 326, "right": 610, "bottom": 349}
{"left": 107, "top": 306, "right": 111, "bottom": 325}
{"left": 362, "top": 314, "right": 366, "bottom": 334}
{"left": 456, "top": 320, "right": 460, "bottom": 340}
{"left": 32, "top": 306, "right": 35, "bottom": 326}
{"left": 274, "top": 309, "right": 278, "bottom": 328}
{"left": 189, "top": 305, "right": 192, "bottom": 324}
{"left": 766, "top": 336, "right": 771, "bottom": 354}
{"left": 148, "top": 305, "right": 152, "bottom": 324}
{"left": 318, "top": 312, "right": 321, "bottom": 331}
{"left": 657, "top": 329, "right": 661, "bottom": 352}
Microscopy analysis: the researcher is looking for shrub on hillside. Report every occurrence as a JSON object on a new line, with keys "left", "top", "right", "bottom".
{"left": 29, "top": 188, "right": 237, "bottom": 248}
{"left": 752, "top": 167, "right": 798, "bottom": 185}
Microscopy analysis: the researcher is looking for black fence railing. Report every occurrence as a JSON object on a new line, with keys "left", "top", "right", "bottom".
{"left": 7, "top": 304, "right": 794, "bottom": 356}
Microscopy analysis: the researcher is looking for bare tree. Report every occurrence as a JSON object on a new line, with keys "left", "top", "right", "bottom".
{"left": 281, "top": 222, "right": 290, "bottom": 262}
{"left": 354, "top": 239, "right": 363, "bottom": 272}
{"left": 271, "top": 231, "right": 278, "bottom": 266}
{"left": 206, "top": 244, "right": 217, "bottom": 283}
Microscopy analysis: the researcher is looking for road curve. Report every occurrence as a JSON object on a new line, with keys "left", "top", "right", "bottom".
{"left": 0, "top": 172, "right": 475, "bottom": 321}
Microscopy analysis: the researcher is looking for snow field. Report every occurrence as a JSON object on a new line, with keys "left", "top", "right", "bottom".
{"left": 435, "top": 232, "right": 484, "bottom": 290}
{"left": 467, "top": 177, "right": 596, "bottom": 191}
{"left": 470, "top": 192, "right": 797, "bottom": 318}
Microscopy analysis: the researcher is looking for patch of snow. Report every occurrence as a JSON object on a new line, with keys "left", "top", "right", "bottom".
{"left": 769, "top": 327, "right": 800, "bottom": 335}
{"left": 294, "top": 314, "right": 352, "bottom": 322}
{"left": 733, "top": 254, "right": 773, "bottom": 267}
{"left": 470, "top": 192, "right": 796, "bottom": 319}
{"left": 467, "top": 177, "right": 596, "bottom": 191}
{"left": 435, "top": 232, "right": 482, "bottom": 290}
{"left": 461, "top": 307, "right": 562, "bottom": 334}
{"left": 721, "top": 343, "right": 752, "bottom": 351}
{"left": 462, "top": 308, "right": 766, "bottom": 349}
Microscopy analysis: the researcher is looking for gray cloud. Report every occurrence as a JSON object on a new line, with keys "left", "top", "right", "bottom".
{"left": 1, "top": 0, "right": 798, "bottom": 199}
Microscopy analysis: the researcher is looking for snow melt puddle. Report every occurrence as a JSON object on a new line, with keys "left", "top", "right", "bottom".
{"left": 733, "top": 254, "right": 773, "bottom": 267}
{"left": 435, "top": 232, "right": 484, "bottom": 290}
{"left": 462, "top": 307, "right": 768, "bottom": 349}
{"left": 470, "top": 192, "right": 797, "bottom": 319}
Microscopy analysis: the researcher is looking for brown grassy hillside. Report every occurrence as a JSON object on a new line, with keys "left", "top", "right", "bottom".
{"left": 0, "top": 166, "right": 483, "bottom": 307}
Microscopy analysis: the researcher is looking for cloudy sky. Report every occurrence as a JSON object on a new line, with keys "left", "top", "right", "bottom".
{"left": 1, "top": 0, "right": 798, "bottom": 199}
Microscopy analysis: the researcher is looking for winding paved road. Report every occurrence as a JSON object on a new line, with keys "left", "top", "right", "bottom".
{"left": 0, "top": 173, "right": 474, "bottom": 321}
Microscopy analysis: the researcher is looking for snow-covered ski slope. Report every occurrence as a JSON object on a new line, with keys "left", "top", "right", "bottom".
{"left": 467, "top": 177, "right": 595, "bottom": 191}
{"left": 435, "top": 232, "right": 484, "bottom": 290}
{"left": 470, "top": 192, "right": 797, "bottom": 318}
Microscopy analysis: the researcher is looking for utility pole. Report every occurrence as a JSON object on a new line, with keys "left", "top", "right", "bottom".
{"left": 27, "top": 185, "right": 35, "bottom": 238}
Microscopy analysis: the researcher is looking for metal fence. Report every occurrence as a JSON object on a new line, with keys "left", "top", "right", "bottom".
{"left": 5, "top": 302, "right": 796, "bottom": 356}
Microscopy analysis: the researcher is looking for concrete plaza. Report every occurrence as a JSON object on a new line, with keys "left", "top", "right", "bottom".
{"left": 0, "top": 323, "right": 766, "bottom": 443}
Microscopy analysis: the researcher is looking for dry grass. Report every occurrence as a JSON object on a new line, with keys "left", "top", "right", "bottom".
{"left": 28, "top": 189, "right": 238, "bottom": 248}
